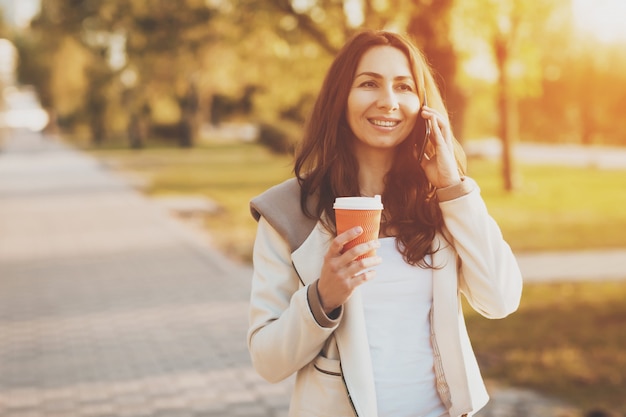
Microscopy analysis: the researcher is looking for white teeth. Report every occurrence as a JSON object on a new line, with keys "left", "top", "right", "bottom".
{"left": 370, "top": 119, "right": 398, "bottom": 127}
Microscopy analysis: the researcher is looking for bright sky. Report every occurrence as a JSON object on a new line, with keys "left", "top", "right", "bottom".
{"left": 571, "top": 0, "right": 626, "bottom": 43}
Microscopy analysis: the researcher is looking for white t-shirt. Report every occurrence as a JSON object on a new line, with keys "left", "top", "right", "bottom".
{"left": 359, "top": 237, "right": 447, "bottom": 417}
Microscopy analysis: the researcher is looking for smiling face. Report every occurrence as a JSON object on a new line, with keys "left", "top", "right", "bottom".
{"left": 346, "top": 45, "right": 421, "bottom": 156}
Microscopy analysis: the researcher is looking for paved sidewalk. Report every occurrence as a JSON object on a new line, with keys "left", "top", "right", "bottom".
{"left": 0, "top": 130, "right": 293, "bottom": 417}
{"left": 0, "top": 130, "right": 607, "bottom": 417}
{"left": 516, "top": 250, "right": 626, "bottom": 283}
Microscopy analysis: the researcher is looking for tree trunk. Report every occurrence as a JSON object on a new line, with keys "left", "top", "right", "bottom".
{"left": 90, "top": 111, "right": 106, "bottom": 146}
{"left": 580, "top": 62, "right": 594, "bottom": 146}
{"left": 495, "top": 35, "right": 515, "bottom": 192}
{"left": 178, "top": 84, "right": 200, "bottom": 148}
{"left": 406, "top": 2, "right": 467, "bottom": 143}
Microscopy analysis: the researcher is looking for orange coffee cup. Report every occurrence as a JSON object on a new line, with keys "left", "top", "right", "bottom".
{"left": 334, "top": 195, "right": 383, "bottom": 260}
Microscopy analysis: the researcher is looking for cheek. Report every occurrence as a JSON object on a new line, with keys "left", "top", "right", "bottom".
{"left": 402, "top": 98, "right": 420, "bottom": 125}
{"left": 346, "top": 93, "right": 364, "bottom": 127}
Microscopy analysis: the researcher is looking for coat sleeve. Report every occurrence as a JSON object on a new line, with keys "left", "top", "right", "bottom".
{"left": 437, "top": 178, "right": 523, "bottom": 319}
{"left": 247, "top": 217, "right": 340, "bottom": 383}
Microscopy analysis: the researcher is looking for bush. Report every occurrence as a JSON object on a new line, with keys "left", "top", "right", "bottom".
{"left": 257, "top": 121, "right": 299, "bottom": 154}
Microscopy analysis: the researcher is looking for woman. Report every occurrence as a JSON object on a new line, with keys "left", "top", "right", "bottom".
{"left": 248, "top": 29, "right": 522, "bottom": 417}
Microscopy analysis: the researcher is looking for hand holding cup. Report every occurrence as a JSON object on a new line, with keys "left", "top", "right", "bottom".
{"left": 316, "top": 196, "right": 384, "bottom": 315}
{"left": 334, "top": 195, "right": 384, "bottom": 259}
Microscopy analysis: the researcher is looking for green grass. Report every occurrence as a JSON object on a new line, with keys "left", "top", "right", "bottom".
{"left": 470, "top": 161, "right": 626, "bottom": 252}
{"left": 92, "top": 140, "right": 626, "bottom": 260}
{"left": 90, "top": 140, "right": 626, "bottom": 415}
{"left": 464, "top": 281, "right": 626, "bottom": 415}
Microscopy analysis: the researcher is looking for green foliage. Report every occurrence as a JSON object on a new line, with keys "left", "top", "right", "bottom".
{"left": 453, "top": 0, "right": 626, "bottom": 146}
{"left": 12, "top": 33, "right": 53, "bottom": 107}
{"left": 22, "top": 0, "right": 226, "bottom": 146}
{"left": 11, "top": 0, "right": 626, "bottom": 157}
{"left": 519, "top": 42, "right": 626, "bottom": 145}
{"left": 14, "top": 0, "right": 463, "bottom": 149}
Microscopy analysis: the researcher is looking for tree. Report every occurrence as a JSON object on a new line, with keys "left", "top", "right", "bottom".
{"left": 19, "top": 0, "right": 464, "bottom": 151}
{"left": 240, "top": 0, "right": 462, "bottom": 136}
{"left": 24, "top": 0, "right": 221, "bottom": 147}
{"left": 453, "top": 0, "right": 555, "bottom": 191}
{"left": 406, "top": 0, "right": 466, "bottom": 141}
{"left": 121, "top": 0, "right": 219, "bottom": 147}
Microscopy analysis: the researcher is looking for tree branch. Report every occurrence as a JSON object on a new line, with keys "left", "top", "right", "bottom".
{"left": 271, "top": 0, "right": 340, "bottom": 55}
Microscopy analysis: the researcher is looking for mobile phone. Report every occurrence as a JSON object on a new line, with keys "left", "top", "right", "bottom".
{"left": 417, "top": 97, "right": 431, "bottom": 164}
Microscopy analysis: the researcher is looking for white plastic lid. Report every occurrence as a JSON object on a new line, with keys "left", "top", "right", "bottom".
{"left": 333, "top": 195, "right": 383, "bottom": 210}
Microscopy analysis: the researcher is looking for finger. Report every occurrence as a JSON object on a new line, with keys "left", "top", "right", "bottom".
{"left": 342, "top": 239, "right": 380, "bottom": 262}
{"left": 430, "top": 114, "right": 445, "bottom": 139}
{"left": 422, "top": 108, "right": 443, "bottom": 141}
{"left": 422, "top": 107, "right": 449, "bottom": 137}
{"left": 331, "top": 226, "right": 363, "bottom": 254}
{"left": 428, "top": 115, "right": 454, "bottom": 157}
{"left": 347, "top": 255, "right": 382, "bottom": 277}
{"left": 350, "top": 267, "right": 377, "bottom": 288}
{"left": 438, "top": 119, "right": 453, "bottom": 149}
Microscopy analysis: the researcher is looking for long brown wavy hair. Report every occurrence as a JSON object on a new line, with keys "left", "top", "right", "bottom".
{"left": 294, "top": 29, "right": 467, "bottom": 266}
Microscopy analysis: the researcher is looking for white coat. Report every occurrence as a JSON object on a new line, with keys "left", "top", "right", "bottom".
{"left": 248, "top": 177, "right": 523, "bottom": 417}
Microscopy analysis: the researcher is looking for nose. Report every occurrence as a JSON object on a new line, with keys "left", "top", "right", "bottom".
{"left": 376, "top": 86, "right": 399, "bottom": 112}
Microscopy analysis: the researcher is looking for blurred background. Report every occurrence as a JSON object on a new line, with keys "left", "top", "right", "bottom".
{"left": 1, "top": 0, "right": 625, "bottom": 258}
{"left": 2, "top": 0, "right": 626, "bottom": 151}
{"left": 0, "top": 0, "right": 625, "bottom": 416}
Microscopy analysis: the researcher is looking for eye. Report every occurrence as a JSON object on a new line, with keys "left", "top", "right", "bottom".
{"left": 396, "top": 83, "right": 414, "bottom": 92}
{"left": 357, "top": 80, "right": 378, "bottom": 88}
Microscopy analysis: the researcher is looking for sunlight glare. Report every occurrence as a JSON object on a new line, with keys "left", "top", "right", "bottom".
{"left": 572, "top": 0, "right": 626, "bottom": 43}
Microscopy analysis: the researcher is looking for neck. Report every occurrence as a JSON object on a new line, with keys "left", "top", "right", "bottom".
{"left": 357, "top": 152, "right": 393, "bottom": 197}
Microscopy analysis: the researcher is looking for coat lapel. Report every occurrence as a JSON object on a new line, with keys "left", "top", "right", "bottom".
{"left": 431, "top": 233, "right": 460, "bottom": 336}
{"left": 334, "top": 291, "right": 378, "bottom": 417}
{"left": 431, "top": 233, "right": 471, "bottom": 411}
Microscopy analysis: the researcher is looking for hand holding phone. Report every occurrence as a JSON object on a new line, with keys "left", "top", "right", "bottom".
{"left": 417, "top": 99, "right": 463, "bottom": 188}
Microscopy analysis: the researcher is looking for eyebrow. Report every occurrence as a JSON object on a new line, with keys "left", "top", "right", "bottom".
{"left": 354, "top": 71, "right": 414, "bottom": 82}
